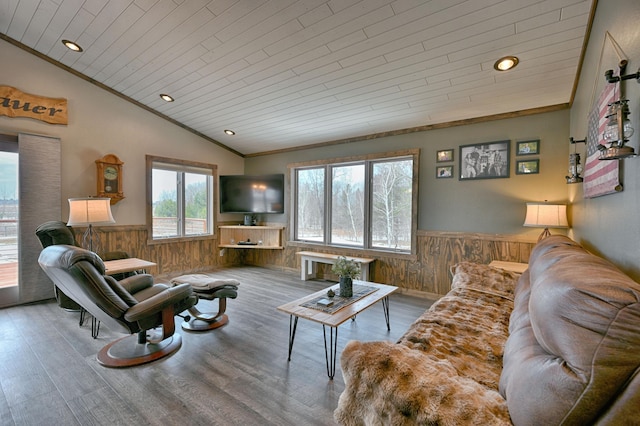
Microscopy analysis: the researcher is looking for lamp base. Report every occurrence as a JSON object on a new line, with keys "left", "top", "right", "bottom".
{"left": 81, "top": 224, "right": 101, "bottom": 253}
{"left": 538, "top": 228, "right": 551, "bottom": 242}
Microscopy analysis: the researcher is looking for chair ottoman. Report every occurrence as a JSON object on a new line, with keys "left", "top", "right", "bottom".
{"left": 170, "top": 274, "right": 239, "bottom": 331}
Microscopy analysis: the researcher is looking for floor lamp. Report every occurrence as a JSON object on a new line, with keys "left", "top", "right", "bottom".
{"left": 67, "top": 197, "right": 115, "bottom": 253}
{"left": 523, "top": 202, "right": 569, "bottom": 241}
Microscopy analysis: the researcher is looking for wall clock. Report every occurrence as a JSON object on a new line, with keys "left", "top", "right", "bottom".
{"left": 96, "top": 154, "right": 124, "bottom": 204}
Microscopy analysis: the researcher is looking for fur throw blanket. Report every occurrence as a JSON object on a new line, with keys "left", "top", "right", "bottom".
{"left": 334, "top": 262, "right": 519, "bottom": 425}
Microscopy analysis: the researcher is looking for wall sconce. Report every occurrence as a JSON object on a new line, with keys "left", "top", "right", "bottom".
{"left": 523, "top": 202, "right": 568, "bottom": 241}
{"left": 600, "top": 61, "right": 640, "bottom": 160}
{"left": 566, "top": 137, "right": 585, "bottom": 184}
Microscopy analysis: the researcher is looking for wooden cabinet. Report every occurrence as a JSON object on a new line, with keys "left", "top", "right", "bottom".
{"left": 219, "top": 225, "right": 284, "bottom": 249}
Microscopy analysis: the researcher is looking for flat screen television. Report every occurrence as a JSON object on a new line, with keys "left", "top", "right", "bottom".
{"left": 219, "top": 174, "right": 285, "bottom": 214}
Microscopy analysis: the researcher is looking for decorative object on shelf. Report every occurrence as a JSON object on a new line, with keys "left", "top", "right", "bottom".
{"left": 523, "top": 202, "right": 568, "bottom": 241}
{"left": 566, "top": 137, "right": 586, "bottom": 184}
{"left": 331, "top": 256, "right": 360, "bottom": 298}
{"left": 436, "top": 165, "right": 453, "bottom": 178}
{"left": 67, "top": 197, "right": 115, "bottom": 252}
{"left": 459, "top": 140, "right": 510, "bottom": 180}
{"left": 436, "top": 149, "right": 454, "bottom": 163}
{"left": 516, "top": 159, "right": 539, "bottom": 175}
{"left": 95, "top": 154, "right": 124, "bottom": 204}
{"left": 516, "top": 139, "right": 539, "bottom": 156}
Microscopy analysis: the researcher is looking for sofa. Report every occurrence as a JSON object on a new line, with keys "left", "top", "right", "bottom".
{"left": 334, "top": 235, "right": 640, "bottom": 425}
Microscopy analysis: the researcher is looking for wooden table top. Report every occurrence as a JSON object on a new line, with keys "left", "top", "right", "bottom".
{"left": 277, "top": 281, "right": 398, "bottom": 327}
{"left": 103, "top": 258, "right": 156, "bottom": 275}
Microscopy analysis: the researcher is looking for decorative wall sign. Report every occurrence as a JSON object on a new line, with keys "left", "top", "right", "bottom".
{"left": 0, "top": 85, "right": 68, "bottom": 125}
{"left": 459, "top": 140, "right": 510, "bottom": 180}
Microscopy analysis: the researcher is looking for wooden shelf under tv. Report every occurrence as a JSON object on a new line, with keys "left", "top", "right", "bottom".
{"left": 218, "top": 225, "right": 285, "bottom": 249}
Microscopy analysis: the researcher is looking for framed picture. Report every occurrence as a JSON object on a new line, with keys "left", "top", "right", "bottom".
{"left": 436, "top": 149, "right": 454, "bottom": 163}
{"left": 436, "top": 165, "right": 453, "bottom": 178}
{"left": 516, "top": 139, "right": 540, "bottom": 156}
{"left": 516, "top": 159, "right": 539, "bottom": 174}
{"left": 459, "top": 140, "right": 510, "bottom": 180}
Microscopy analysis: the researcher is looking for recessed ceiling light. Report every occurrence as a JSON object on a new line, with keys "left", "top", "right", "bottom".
{"left": 159, "top": 94, "right": 174, "bottom": 102}
{"left": 62, "top": 39, "right": 83, "bottom": 52}
{"left": 224, "top": 129, "right": 236, "bottom": 136}
{"left": 494, "top": 56, "right": 519, "bottom": 71}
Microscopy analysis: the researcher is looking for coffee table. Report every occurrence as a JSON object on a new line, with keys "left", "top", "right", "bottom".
{"left": 277, "top": 281, "right": 398, "bottom": 379}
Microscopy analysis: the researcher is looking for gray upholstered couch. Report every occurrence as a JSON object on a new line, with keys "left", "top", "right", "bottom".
{"left": 334, "top": 235, "right": 640, "bottom": 425}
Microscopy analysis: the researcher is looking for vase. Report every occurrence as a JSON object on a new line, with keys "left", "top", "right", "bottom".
{"left": 339, "top": 276, "right": 353, "bottom": 297}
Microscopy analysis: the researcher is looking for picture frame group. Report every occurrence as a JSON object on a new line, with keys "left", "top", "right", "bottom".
{"left": 459, "top": 140, "right": 510, "bottom": 180}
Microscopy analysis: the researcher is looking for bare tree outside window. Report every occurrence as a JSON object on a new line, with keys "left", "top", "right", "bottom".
{"left": 292, "top": 150, "right": 417, "bottom": 253}
{"left": 371, "top": 160, "right": 413, "bottom": 250}
{"left": 331, "top": 165, "right": 364, "bottom": 246}
{"left": 296, "top": 168, "right": 325, "bottom": 242}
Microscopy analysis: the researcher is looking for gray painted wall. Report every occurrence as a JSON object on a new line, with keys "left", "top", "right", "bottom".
{"left": 570, "top": 0, "right": 640, "bottom": 281}
{"left": 245, "top": 109, "right": 570, "bottom": 240}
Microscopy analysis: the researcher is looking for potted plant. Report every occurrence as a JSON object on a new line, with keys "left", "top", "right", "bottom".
{"left": 332, "top": 256, "right": 360, "bottom": 297}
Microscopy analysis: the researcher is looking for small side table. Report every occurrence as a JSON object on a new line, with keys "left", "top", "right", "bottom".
{"left": 489, "top": 260, "right": 528, "bottom": 274}
{"left": 103, "top": 258, "right": 156, "bottom": 276}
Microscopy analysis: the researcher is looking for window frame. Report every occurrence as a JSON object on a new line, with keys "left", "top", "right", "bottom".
{"left": 290, "top": 149, "right": 419, "bottom": 255}
{"left": 146, "top": 155, "right": 217, "bottom": 244}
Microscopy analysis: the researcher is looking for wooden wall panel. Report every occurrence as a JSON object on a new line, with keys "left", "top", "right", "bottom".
{"left": 86, "top": 225, "right": 536, "bottom": 297}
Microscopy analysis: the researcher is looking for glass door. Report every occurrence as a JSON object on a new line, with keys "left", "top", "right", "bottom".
{"left": 0, "top": 136, "right": 19, "bottom": 307}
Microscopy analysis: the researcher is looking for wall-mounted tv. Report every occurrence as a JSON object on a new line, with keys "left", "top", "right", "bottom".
{"left": 219, "top": 174, "right": 285, "bottom": 214}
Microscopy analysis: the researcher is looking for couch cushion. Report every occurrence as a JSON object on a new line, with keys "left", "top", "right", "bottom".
{"left": 500, "top": 235, "right": 640, "bottom": 425}
{"left": 399, "top": 262, "right": 518, "bottom": 389}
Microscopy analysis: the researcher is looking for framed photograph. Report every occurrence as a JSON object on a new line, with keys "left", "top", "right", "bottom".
{"left": 459, "top": 140, "right": 510, "bottom": 180}
{"left": 436, "top": 149, "right": 454, "bottom": 163}
{"left": 516, "top": 139, "right": 540, "bottom": 156}
{"left": 436, "top": 165, "right": 453, "bottom": 178}
{"left": 516, "top": 159, "right": 539, "bottom": 175}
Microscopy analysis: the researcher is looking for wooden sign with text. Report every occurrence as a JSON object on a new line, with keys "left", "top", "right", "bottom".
{"left": 0, "top": 85, "right": 67, "bottom": 125}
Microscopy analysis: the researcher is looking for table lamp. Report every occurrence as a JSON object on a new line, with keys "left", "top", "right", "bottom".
{"left": 523, "top": 202, "right": 568, "bottom": 241}
{"left": 67, "top": 197, "right": 115, "bottom": 253}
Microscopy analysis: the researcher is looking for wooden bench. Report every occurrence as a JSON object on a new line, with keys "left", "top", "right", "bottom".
{"left": 296, "top": 251, "right": 375, "bottom": 281}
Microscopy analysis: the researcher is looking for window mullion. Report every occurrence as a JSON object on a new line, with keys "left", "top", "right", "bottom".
{"left": 178, "top": 172, "right": 185, "bottom": 236}
{"left": 324, "top": 165, "right": 331, "bottom": 245}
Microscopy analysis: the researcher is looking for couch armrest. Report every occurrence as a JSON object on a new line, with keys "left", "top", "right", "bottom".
{"left": 124, "top": 283, "right": 194, "bottom": 323}
{"left": 334, "top": 340, "right": 512, "bottom": 425}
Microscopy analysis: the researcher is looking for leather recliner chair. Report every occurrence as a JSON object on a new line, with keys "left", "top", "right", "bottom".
{"left": 35, "top": 221, "right": 85, "bottom": 310}
{"left": 38, "top": 244, "right": 197, "bottom": 367}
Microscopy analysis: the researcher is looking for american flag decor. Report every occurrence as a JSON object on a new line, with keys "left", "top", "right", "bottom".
{"left": 583, "top": 81, "right": 621, "bottom": 198}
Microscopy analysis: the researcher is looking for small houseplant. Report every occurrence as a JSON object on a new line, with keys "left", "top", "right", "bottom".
{"left": 332, "top": 256, "right": 360, "bottom": 297}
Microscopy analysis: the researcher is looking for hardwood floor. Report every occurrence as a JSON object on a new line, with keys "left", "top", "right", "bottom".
{"left": 0, "top": 266, "right": 434, "bottom": 425}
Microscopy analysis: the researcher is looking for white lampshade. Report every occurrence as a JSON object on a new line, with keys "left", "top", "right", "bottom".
{"left": 523, "top": 203, "right": 568, "bottom": 228}
{"left": 67, "top": 197, "right": 115, "bottom": 226}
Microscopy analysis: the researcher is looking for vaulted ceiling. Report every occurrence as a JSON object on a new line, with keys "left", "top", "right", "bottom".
{"left": 1, "top": 0, "right": 595, "bottom": 156}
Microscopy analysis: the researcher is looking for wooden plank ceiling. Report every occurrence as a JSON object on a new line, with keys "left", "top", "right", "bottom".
{"left": 0, "top": 0, "right": 595, "bottom": 155}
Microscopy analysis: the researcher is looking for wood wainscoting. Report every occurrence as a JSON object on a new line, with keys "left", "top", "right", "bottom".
{"left": 88, "top": 225, "right": 536, "bottom": 298}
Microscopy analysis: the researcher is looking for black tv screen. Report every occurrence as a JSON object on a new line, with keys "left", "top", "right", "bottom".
{"left": 219, "top": 174, "right": 285, "bottom": 214}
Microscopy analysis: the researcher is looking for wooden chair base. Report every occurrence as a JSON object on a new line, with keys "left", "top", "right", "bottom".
{"left": 182, "top": 313, "right": 229, "bottom": 331}
{"left": 182, "top": 298, "right": 230, "bottom": 332}
{"left": 97, "top": 333, "right": 182, "bottom": 368}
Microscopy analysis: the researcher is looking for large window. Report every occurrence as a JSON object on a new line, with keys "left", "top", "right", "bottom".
{"left": 146, "top": 155, "right": 216, "bottom": 242}
{"left": 293, "top": 150, "right": 418, "bottom": 253}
